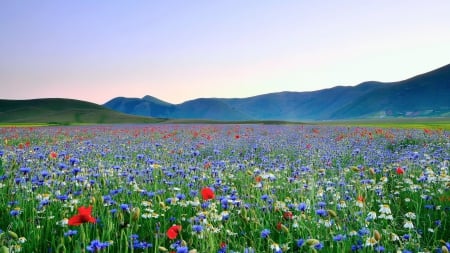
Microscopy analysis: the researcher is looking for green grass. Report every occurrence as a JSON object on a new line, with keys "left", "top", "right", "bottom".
{"left": 317, "top": 117, "right": 450, "bottom": 130}
{"left": 0, "top": 98, "right": 166, "bottom": 124}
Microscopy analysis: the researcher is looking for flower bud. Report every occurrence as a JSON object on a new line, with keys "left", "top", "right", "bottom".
{"left": 374, "top": 230, "right": 381, "bottom": 241}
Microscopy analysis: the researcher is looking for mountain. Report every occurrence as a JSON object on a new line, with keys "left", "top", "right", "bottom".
{"left": 104, "top": 95, "right": 175, "bottom": 118}
{"left": 0, "top": 98, "right": 164, "bottom": 124}
{"left": 104, "top": 63, "right": 450, "bottom": 121}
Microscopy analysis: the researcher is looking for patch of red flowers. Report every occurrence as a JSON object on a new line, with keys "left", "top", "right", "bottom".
{"left": 68, "top": 206, "right": 96, "bottom": 226}
{"left": 201, "top": 187, "right": 215, "bottom": 201}
{"left": 396, "top": 167, "right": 404, "bottom": 175}
{"left": 283, "top": 211, "right": 293, "bottom": 220}
{"left": 166, "top": 225, "right": 182, "bottom": 240}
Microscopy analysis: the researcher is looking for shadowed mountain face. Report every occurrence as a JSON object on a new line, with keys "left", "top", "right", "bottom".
{"left": 105, "top": 63, "right": 450, "bottom": 121}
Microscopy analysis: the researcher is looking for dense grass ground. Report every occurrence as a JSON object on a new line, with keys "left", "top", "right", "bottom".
{"left": 0, "top": 124, "right": 449, "bottom": 252}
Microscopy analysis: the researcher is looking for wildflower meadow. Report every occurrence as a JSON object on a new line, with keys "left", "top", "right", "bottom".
{"left": 0, "top": 124, "right": 449, "bottom": 252}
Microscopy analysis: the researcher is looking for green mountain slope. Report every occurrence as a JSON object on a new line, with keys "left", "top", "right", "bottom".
{"left": 0, "top": 98, "right": 164, "bottom": 124}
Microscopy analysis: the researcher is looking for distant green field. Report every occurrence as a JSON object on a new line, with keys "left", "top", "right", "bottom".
{"left": 1, "top": 99, "right": 449, "bottom": 129}
{"left": 317, "top": 117, "right": 450, "bottom": 130}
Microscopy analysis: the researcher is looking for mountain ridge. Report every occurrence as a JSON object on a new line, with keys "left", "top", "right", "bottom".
{"left": 104, "top": 63, "right": 450, "bottom": 120}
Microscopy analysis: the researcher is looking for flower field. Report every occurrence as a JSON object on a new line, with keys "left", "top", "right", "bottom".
{"left": 0, "top": 124, "right": 449, "bottom": 252}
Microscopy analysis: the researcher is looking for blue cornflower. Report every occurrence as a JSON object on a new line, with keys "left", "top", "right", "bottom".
{"left": 86, "top": 240, "right": 110, "bottom": 252}
{"left": 56, "top": 194, "right": 69, "bottom": 201}
{"left": 314, "top": 242, "right": 324, "bottom": 250}
{"left": 218, "top": 243, "right": 227, "bottom": 253}
{"left": 69, "top": 157, "right": 79, "bottom": 165}
{"left": 10, "top": 209, "right": 20, "bottom": 216}
{"left": 39, "top": 199, "right": 50, "bottom": 207}
{"left": 358, "top": 227, "right": 370, "bottom": 236}
{"left": 351, "top": 240, "right": 363, "bottom": 252}
{"left": 296, "top": 239, "right": 304, "bottom": 247}
{"left": 133, "top": 241, "right": 152, "bottom": 249}
{"left": 333, "top": 234, "right": 346, "bottom": 242}
{"left": 176, "top": 193, "right": 186, "bottom": 200}
{"left": 318, "top": 201, "right": 326, "bottom": 208}
{"left": 64, "top": 230, "right": 78, "bottom": 237}
{"left": 41, "top": 170, "right": 50, "bottom": 177}
{"left": 315, "top": 208, "right": 328, "bottom": 217}
{"left": 435, "top": 220, "right": 441, "bottom": 227}
{"left": 201, "top": 201, "right": 210, "bottom": 209}
{"left": 58, "top": 163, "right": 67, "bottom": 169}
{"left": 131, "top": 234, "right": 152, "bottom": 250}
{"left": 297, "top": 203, "right": 307, "bottom": 212}
{"left": 71, "top": 167, "right": 81, "bottom": 175}
{"left": 192, "top": 225, "right": 203, "bottom": 233}
{"left": 19, "top": 167, "right": 31, "bottom": 174}
{"left": 424, "top": 204, "right": 434, "bottom": 210}
{"left": 221, "top": 197, "right": 228, "bottom": 209}
{"left": 120, "top": 204, "right": 130, "bottom": 211}
{"left": 261, "top": 229, "right": 270, "bottom": 239}
{"left": 375, "top": 245, "right": 385, "bottom": 252}
{"left": 176, "top": 246, "right": 189, "bottom": 253}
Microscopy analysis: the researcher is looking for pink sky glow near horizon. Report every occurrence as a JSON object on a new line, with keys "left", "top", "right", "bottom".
{"left": 1, "top": 1, "right": 449, "bottom": 105}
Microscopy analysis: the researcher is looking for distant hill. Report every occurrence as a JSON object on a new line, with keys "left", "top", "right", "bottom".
{"left": 0, "top": 98, "right": 164, "bottom": 124}
{"left": 104, "top": 63, "right": 450, "bottom": 121}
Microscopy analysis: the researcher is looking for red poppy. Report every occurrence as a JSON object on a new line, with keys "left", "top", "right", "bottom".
{"left": 357, "top": 195, "right": 365, "bottom": 203}
{"left": 49, "top": 151, "right": 58, "bottom": 159}
{"left": 200, "top": 187, "right": 215, "bottom": 201}
{"left": 235, "top": 135, "right": 240, "bottom": 139}
{"left": 396, "top": 167, "right": 404, "bottom": 175}
{"left": 68, "top": 206, "right": 96, "bottom": 226}
{"left": 166, "top": 225, "right": 182, "bottom": 240}
{"left": 283, "top": 211, "right": 293, "bottom": 220}
{"left": 276, "top": 222, "right": 283, "bottom": 231}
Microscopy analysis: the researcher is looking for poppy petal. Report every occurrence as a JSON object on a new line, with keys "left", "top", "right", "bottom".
{"left": 166, "top": 225, "right": 181, "bottom": 239}
{"left": 68, "top": 215, "right": 83, "bottom": 226}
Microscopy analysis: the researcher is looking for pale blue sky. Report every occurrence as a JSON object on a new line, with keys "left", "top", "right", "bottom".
{"left": 1, "top": 0, "right": 449, "bottom": 104}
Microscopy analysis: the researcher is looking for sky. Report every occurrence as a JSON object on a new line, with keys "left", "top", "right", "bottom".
{"left": 1, "top": 1, "right": 449, "bottom": 105}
